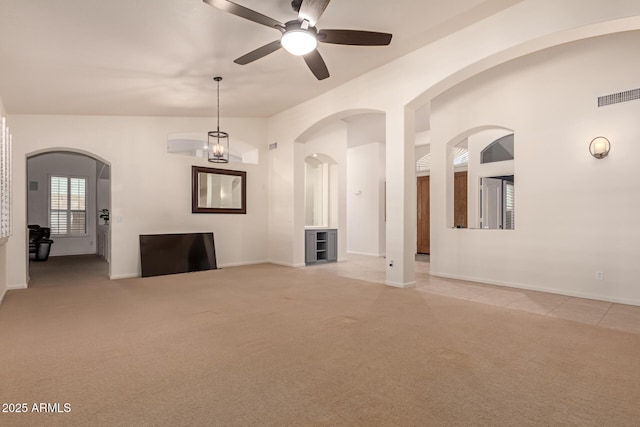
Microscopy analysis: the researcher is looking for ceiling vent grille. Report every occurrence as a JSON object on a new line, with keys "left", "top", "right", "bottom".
{"left": 598, "top": 88, "right": 640, "bottom": 107}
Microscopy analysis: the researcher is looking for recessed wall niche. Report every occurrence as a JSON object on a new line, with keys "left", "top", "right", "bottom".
{"left": 304, "top": 153, "right": 338, "bottom": 228}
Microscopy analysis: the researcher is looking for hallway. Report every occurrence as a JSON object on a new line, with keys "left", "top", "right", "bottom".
{"left": 28, "top": 255, "right": 109, "bottom": 288}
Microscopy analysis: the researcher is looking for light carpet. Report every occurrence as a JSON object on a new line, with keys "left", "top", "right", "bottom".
{"left": 1, "top": 262, "right": 639, "bottom": 426}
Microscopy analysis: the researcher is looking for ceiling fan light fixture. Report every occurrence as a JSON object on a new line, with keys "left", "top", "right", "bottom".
{"left": 281, "top": 29, "right": 317, "bottom": 56}
{"left": 203, "top": 0, "right": 393, "bottom": 80}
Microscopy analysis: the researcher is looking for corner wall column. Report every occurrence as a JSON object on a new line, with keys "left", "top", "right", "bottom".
{"left": 385, "top": 105, "right": 416, "bottom": 288}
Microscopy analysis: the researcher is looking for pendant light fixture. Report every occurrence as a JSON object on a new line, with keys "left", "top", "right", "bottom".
{"left": 208, "top": 76, "right": 229, "bottom": 163}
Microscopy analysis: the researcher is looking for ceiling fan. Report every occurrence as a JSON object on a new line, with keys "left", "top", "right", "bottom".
{"left": 203, "top": 0, "right": 393, "bottom": 80}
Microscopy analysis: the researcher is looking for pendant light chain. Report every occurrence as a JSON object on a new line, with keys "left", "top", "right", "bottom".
{"left": 216, "top": 77, "right": 221, "bottom": 133}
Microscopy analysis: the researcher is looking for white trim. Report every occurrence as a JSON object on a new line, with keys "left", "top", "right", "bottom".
{"left": 0, "top": 287, "right": 6, "bottom": 305}
{"left": 385, "top": 280, "right": 416, "bottom": 289}
{"left": 48, "top": 173, "right": 89, "bottom": 237}
{"left": 218, "top": 260, "right": 269, "bottom": 268}
{"left": 429, "top": 271, "right": 640, "bottom": 307}
{"left": 49, "top": 250, "right": 98, "bottom": 257}
{"left": 269, "top": 260, "right": 305, "bottom": 268}
{"left": 346, "top": 251, "right": 385, "bottom": 257}
{"left": 109, "top": 273, "right": 138, "bottom": 280}
{"left": 111, "top": 261, "right": 274, "bottom": 279}
{"left": 7, "top": 283, "right": 27, "bottom": 290}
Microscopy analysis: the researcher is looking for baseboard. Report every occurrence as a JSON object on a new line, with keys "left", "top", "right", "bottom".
{"left": 347, "top": 251, "right": 385, "bottom": 257}
{"left": 429, "top": 271, "right": 640, "bottom": 307}
{"left": 109, "top": 273, "right": 139, "bottom": 280}
{"left": 385, "top": 280, "right": 416, "bottom": 289}
{"left": 268, "top": 260, "right": 305, "bottom": 268}
{"left": 110, "top": 261, "right": 272, "bottom": 279}
{"left": 50, "top": 251, "right": 97, "bottom": 257}
{"left": 218, "top": 260, "right": 269, "bottom": 268}
{"left": 0, "top": 284, "right": 27, "bottom": 306}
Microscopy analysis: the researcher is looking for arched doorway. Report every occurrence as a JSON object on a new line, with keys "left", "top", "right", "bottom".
{"left": 26, "top": 149, "right": 111, "bottom": 286}
{"left": 294, "top": 109, "right": 387, "bottom": 266}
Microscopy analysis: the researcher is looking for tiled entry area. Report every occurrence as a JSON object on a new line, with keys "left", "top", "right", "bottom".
{"left": 307, "top": 254, "right": 640, "bottom": 335}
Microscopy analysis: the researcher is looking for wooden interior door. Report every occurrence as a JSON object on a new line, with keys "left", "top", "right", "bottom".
{"left": 454, "top": 171, "right": 468, "bottom": 228}
{"left": 417, "top": 176, "right": 430, "bottom": 254}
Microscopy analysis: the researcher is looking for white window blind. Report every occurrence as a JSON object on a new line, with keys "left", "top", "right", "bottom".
{"left": 416, "top": 148, "right": 469, "bottom": 172}
{"left": 505, "top": 181, "right": 515, "bottom": 230}
{"left": 50, "top": 176, "right": 87, "bottom": 235}
{"left": 0, "top": 116, "right": 12, "bottom": 239}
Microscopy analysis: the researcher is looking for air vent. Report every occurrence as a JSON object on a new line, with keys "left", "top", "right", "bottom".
{"left": 598, "top": 88, "right": 640, "bottom": 107}
{"left": 269, "top": 142, "right": 278, "bottom": 150}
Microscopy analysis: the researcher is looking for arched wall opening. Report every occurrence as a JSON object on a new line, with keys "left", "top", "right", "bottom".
{"left": 444, "top": 126, "right": 514, "bottom": 230}
{"left": 293, "top": 109, "right": 387, "bottom": 266}
{"left": 294, "top": 109, "right": 385, "bottom": 143}
{"left": 26, "top": 148, "right": 112, "bottom": 284}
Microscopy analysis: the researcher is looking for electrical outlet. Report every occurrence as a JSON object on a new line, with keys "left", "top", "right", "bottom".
{"left": 596, "top": 271, "right": 604, "bottom": 280}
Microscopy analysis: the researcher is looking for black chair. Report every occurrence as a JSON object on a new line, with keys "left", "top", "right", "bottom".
{"left": 28, "top": 225, "right": 54, "bottom": 261}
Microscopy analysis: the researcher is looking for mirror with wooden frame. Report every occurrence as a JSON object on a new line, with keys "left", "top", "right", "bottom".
{"left": 192, "top": 166, "right": 246, "bottom": 214}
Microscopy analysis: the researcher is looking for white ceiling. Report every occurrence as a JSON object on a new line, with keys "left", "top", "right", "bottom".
{"left": 0, "top": 0, "right": 521, "bottom": 117}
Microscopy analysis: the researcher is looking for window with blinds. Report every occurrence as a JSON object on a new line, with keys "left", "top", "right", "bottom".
{"left": 50, "top": 176, "right": 87, "bottom": 235}
{"left": 504, "top": 181, "right": 515, "bottom": 230}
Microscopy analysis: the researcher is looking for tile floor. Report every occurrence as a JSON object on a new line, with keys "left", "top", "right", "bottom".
{"left": 307, "top": 254, "right": 640, "bottom": 335}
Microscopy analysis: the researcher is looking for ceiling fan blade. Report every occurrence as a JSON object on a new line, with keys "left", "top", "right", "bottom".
{"left": 298, "top": 0, "right": 331, "bottom": 26}
{"left": 203, "top": 0, "right": 283, "bottom": 30}
{"left": 318, "top": 29, "right": 392, "bottom": 46}
{"left": 303, "top": 49, "right": 330, "bottom": 80}
{"left": 234, "top": 40, "right": 282, "bottom": 65}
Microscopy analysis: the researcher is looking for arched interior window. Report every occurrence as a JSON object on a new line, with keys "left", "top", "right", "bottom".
{"left": 481, "top": 134, "right": 514, "bottom": 164}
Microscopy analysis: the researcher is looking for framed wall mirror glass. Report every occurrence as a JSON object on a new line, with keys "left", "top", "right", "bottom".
{"left": 192, "top": 166, "right": 246, "bottom": 214}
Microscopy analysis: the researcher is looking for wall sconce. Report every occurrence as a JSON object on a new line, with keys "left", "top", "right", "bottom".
{"left": 589, "top": 136, "right": 611, "bottom": 159}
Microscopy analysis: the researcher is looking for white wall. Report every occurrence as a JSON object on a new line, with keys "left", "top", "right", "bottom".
{"left": 347, "top": 142, "right": 386, "bottom": 256}
{"left": 8, "top": 115, "right": 268, "bottom": 287}
{"left": 96, "top": 161, "right": 110, "bottom": 225}
{"left": 27, "top": 152, "right": 98, "bottom": 256}
{"left": 430, "top": 31, "right": 640, "bottom": 305}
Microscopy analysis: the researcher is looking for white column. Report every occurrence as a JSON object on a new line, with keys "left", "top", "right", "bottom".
{"left": 385, "top": 106, "right": 416, "bottom": 288}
